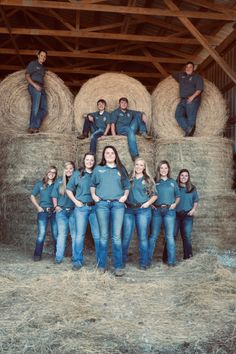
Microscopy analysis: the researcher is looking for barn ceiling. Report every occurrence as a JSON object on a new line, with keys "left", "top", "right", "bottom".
{"left": 0, "top": 0, "right": 236, "bottom": 92}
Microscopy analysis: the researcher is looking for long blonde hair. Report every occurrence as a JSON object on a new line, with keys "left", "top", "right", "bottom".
{"left": 59, "top": 161, "right": 75, "bottom": 195}
{"left": 130, "top": 158, "right": 156, "bottom": 196}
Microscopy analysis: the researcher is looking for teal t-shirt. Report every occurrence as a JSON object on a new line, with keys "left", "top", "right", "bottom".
{"left": 154, "top": 178, "right": 180, "bottom": 206}
{"left": 127, "top": 176, "right": 157, "bottom": 204}
{"left": 176, "top": 186, "right": 199, "bottom": 212}
{"left": 90, "top": 111, "right": 111, "bottom": 131}
{"left": 111, "top": 108, "right": 141, "bottom": 132}
{"left": 51, "top": 177, "right": 74, "bottom": 208}
{"left": 91, "top": 165, "right": 130, "bottom": 200}
{"left": 66, "top": 170, "right": 93, "bottom": 203}
{"left": 31, "top": 180, "right": 54, "bottom": 208}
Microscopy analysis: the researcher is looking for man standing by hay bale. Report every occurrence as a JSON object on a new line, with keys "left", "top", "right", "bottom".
{"left": 173, "top": 62, "right": 204, "bottom": 137}
{"left": 25, "top": 50, "right": 48, "bottom": 134}
{"left": 111, "top": 97, "right": 151, "bottom": 161}
{"left": 77, "top": 99, "right": 111, "bottom": 153}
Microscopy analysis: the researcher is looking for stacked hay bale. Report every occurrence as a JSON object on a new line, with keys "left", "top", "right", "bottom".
{"left": 0, "top": 70, "right": 74, "bottom": 134}
{"left": 152, "top": 77, "right": 236, "bottom": 255}
{"left": 0, "top": 71, "right": 76, "bottom": 254}
{"left": 74, "top": 72, "right": 152, "bottom": 134}
{"left": 0, "top": 133, "right": 78, "bottom": 251}
{"left": 77, "top": 135, "right": 155, "bottom": 175}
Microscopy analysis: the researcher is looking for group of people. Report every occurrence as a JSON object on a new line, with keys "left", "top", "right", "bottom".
{"left": 26, "top": 51, "right": 204, "bottom": 153}
{"left": 27, "top": 51, "right": 201, "bottom": 275}
{"left": 31, "top": 146, "right": 199, "bottom": 276}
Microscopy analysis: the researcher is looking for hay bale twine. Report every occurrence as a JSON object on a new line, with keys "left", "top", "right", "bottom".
{"left": 155, "top": 137, "right": 233, "bottom": 195}
{"left": 74, "top": 73, "right": 152, "bottom": 134}
{"left": 0, "top": 70, "right": 74, "bottom": 134}
{"left": 152, "top": 76, "right": 228, "bottom": 138}
{"left": 76, "top": 136, "right": 155, "bottom": 175}
{"left": 0, "top": 133, "right": 78, "bottom": 250}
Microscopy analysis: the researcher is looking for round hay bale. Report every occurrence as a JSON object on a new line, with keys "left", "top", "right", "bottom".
{"left": 152, "top": 76, "right": 228, "bottom": 138}
{"left": 74, "top": 73, "right": 152, "bottom": 134}
{"left": 155, "top": 137, "right": 233, "bottom": 195}
{"left": 0, "top": 70, "right": 74, "bottom": 134}
{"left": 0, "top": 133, "right": 78, "bottom": 249}
{"left": 76, "top": 136, "right": 155, "bottom": 175}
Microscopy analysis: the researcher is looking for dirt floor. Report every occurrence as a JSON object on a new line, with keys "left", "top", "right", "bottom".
{"left": 0, "top": 244, "right": 236, "bottom": 354}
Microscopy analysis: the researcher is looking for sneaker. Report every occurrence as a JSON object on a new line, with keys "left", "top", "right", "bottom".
{"left": 72, "top": 264, "right": 82, "bottom": 271}
{"left": 27, "top": 128, "right": 34, "bottom": 134}
{"left": 97, "top": 267, "right": 106, "bottom": 274}
{"left": 33, "top": 256, "right": 41, "bottom": 262}
{"left": 114, "top": 268, "right": 125, "bottom": 277}
{"left": 141, "top": 133, "right": 152, "bottom": 139}
{"left": 77, "top": 134, "right": 88, "bottom": 140}
{"left": 33, "top": 129, "right": 40, "bottom": 133}
{"left": 54, "top": 259, "right": 63, "bottom": 265}
{"left": 139, "top": 265, "right": 147, "bottom": 271}
{"left": 131, "top": 155, "right": 139, "bottom": 162}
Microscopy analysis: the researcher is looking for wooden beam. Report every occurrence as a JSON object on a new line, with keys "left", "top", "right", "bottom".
{"left": 0, "top": 48, "right": 188, "bottom": 64}
{"left": 0, "top": 27, "right": 221, "bottom": 45}
{"left": 0, "top": 7, "right": 24, "bottom": 67}
{"left": 0, "top": 1, "right": 236, "bottom": 20}
{"left": 185, "top": 0, "right": 236, "bottom": 16}
{"left": 0, "top": 64, "right": 162, "bottom": 78}
{"left": 164, "top": 0, "right": 236, "bottom": 84}
{"left": 147, "top": 43, "right": 200, "bottom": 61}
{"left": 199, "top": 28, "right": 236, "bottom": 72}
{"left": 142, "top": 47, "right": 169, "bottom": 77}
{"left": 48, "top": 9, "right": 76, "bottom": 31}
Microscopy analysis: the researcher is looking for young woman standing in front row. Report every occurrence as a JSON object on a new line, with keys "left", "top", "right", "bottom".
{"left": 91, "top": 146, "right": 130, "bottom": 276}
{"left": 175, "top": 169, "right": 199, "bottom": 260}
{"left": 122, "top": 158, "right": 157, "bottom": 270}
{"left": 31, "top": 166, "right": 58, "bottom": 261}
{"left": 67, "top": 153, "right": 100, "bottom": 270}
{"left": 51, "top": 161, "right": 76, "bottom": 264}
{"left": 148, "top": 160, "right": 180, "bottom": 267}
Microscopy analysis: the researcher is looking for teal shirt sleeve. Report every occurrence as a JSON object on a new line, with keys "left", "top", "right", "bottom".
{"left": 66, "top": 171, "right": 78, "bottom": 192}
{"left": 193, "top": 189, "right": 199, "bottom": 203}
{"left": 110, "top": 109, "right": 118, "bottom": 124}
{"left": 31, "top": 181, "right": 41, "bottom": 196}
{"left": 91, "top": 167, "right": 99, "bottom": 187}
{"left": 174, "top": 180, "right": 181, "bottom": 198}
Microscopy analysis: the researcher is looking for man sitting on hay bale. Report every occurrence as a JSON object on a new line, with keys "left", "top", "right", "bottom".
{"left": 111, "top": 97, "right": 151, "bottom": 161}
{"left": 25, "top": 50, "right": 48, "bottom": 134}
{"left": 173, "top": 61, "right": 204, "bottom": 137}
{"left": 77, "top": 99, "right": 111, "bottom": 154}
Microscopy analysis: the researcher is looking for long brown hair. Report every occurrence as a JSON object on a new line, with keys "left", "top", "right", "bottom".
{"left": 177, "top": 168, "right": 196, "bottom": 193}
{"left": 79, "top": 152, "right": 96, "bottom": 177}
{"left": 130, "top": 158, "right": 156, "bottom": 195}
{"left": 42, "top": 165, "right": 57, "bottom": 188}
{"left": 99, "top": 145, "right": 128, "bottom": 182}
{"left": 155, "top": 160, "right": 171, "bottom": 182}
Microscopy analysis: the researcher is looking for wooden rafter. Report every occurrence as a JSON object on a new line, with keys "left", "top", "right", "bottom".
{"left": 142, "top": 47, "right": 169, "bottom": 78}
{"left": 0, "top": 64, "right": 162, "bottom": 78}
{"left": 0, "top": 1, "right": 236, "bottom": 21}
{"left": 0, "top": 27, "right": 221, "bottom": 45}
{"left": 164, "top": 0, "right": 236, "bottom": 84}
{"left": 0, "top": 48, "right": 189, "bottom": 64}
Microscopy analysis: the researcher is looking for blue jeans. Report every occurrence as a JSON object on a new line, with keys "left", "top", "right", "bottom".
{"left": 175, "top": 213, "right": 193, "bottom": 259}
{"left": 148, "top": 208, "right": 176, "bottom": 265}
{"left": 73, "top": 205, "right": 100, "bottom": 266}
{"left": 55, "top": 209, "right": 76, "bottom": 263}
{"left": 122, "top": 207, "right": 151, "bottom": 267}
{"left": 34, "top": 211, "right": 58, "bottom": 258}
{"left": 175, "top": 97, "right": 201, "bottom": 134}
{"left": 28, "top": 84, "right": 48, "bottom": 129}
{"left": 117, "top": 114, "right": 147, "bottom": 158}
{"left": 96, "top": 200, "right": 125, "bottom": 269}
{"left": 90, "top": 128, "right": 104, "bottom": 154}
